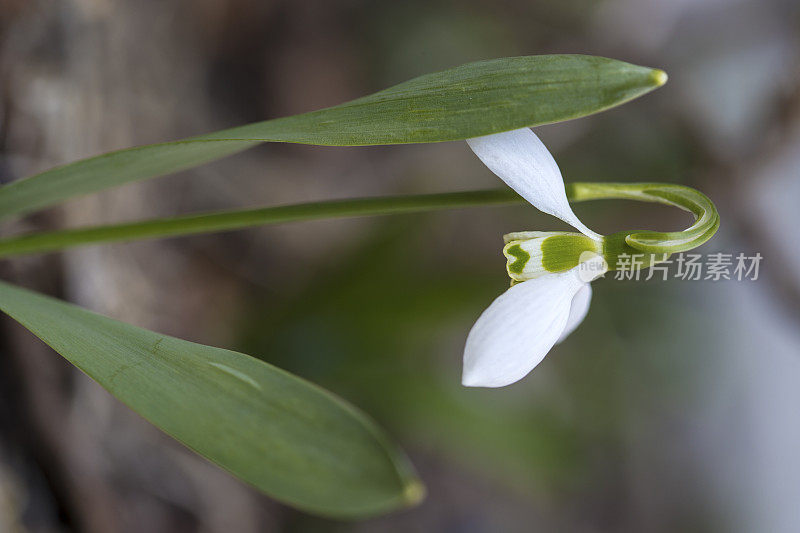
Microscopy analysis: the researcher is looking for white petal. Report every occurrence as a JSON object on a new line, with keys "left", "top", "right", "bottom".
{"left": 462, "top": 268, "right": 585, "bottom": 388}
{"left": 557, "top": 283, "right": 592, "bottom": 344}
{"left": 467, "top": 128, "right": 601, "bottom": 240}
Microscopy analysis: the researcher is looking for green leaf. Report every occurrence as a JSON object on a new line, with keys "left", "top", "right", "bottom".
{"left": 0, "top": 280, "right": 423, "bottom": 518}
{"left": 0, "top": 55, "right": 666, "bottom": 220}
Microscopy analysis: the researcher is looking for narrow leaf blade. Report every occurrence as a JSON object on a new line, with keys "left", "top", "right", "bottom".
{"left": 0, "top": 280, "right": 423, "bottom": 518}
{"left": 0, "top": 55, "right": 666, "bottom": 219}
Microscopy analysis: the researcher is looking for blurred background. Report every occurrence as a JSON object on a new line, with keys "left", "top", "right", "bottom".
{"left": 1, "top": 0, "right": 799, "bottom": 531}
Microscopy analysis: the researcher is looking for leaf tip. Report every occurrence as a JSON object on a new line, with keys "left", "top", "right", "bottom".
{"left": 402, "top": 478, "right": 426, "bottom": 507}
{"left": 651, "top": 69, "right": 668, "bottom": 87}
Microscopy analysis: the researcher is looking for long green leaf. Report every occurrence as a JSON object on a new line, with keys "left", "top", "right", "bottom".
{"left": 0, "top": 55, "right": 666, "bottom": 220}
{"left": 0, "top": 280, "right": 423, "bottom": 517}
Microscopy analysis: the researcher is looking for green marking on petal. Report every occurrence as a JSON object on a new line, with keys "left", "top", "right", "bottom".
{"left": 541, "top": 235, "right": 598, "bottom": 272}
{"left": 503, "top": 232, "right": 602, "bottom": 282}
{"left": 506, "top": 244, "right": 531, "bottom": 274}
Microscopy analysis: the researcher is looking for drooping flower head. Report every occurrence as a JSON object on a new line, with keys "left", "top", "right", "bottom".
{"left": 462, "top": 128, "right": 719, "bottom": 388}
{"left": 463, "top": 128, "right": 604, "bottom": 387}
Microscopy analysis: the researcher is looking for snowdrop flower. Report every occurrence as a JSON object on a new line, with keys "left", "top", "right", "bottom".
{"left": 460, "top": 128, "right": 720, "bottom": 388}
{"left": 462, "top": 128, "right": 607, "bottom": 388}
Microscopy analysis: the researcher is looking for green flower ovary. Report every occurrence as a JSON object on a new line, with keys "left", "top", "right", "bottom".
{"left": 601, "top": 230, "right": 671, "bottom": 271}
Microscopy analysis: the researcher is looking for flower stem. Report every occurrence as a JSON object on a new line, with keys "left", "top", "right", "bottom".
{"left": 567, "top": 181, "right": 720, "bottom": 253}
{"left": 0, "top": 182, "right": 719, "bottom": 259}
{"left": 0, "top": 189, "right": 523, "bottom": 258}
